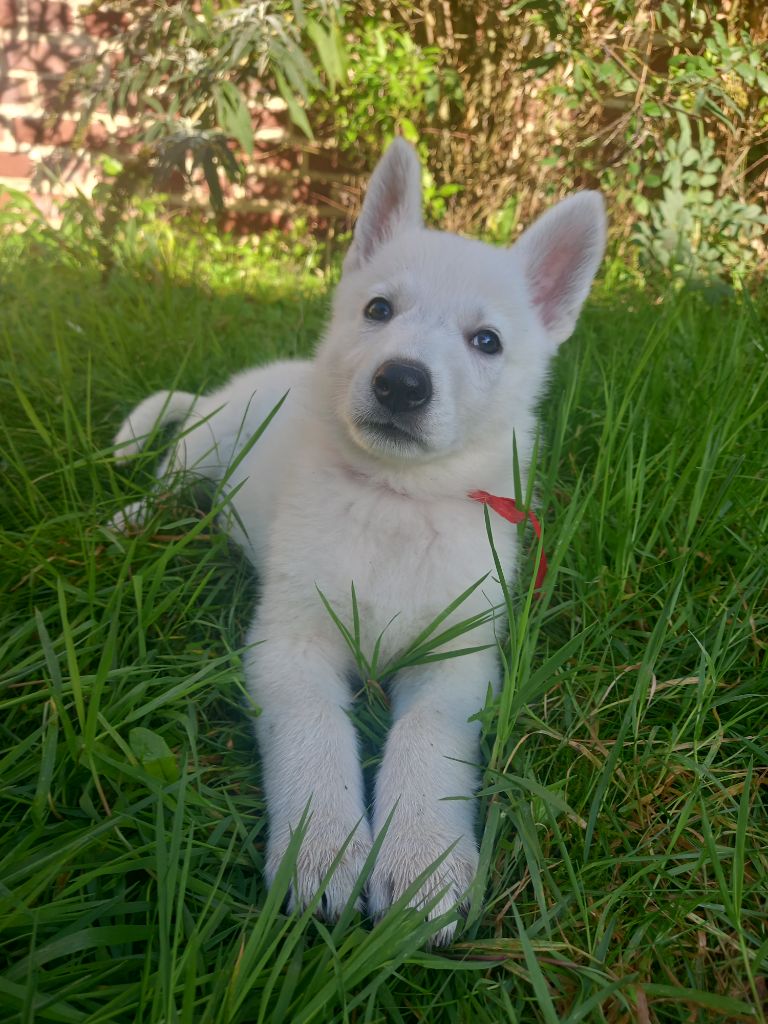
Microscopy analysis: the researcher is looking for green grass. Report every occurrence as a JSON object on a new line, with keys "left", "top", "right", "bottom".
{"left": 1, "top": 222, "right": 766, "bottom": 1023}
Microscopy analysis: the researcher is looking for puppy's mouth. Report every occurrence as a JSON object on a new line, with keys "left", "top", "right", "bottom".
{"left": 351, "top": 416, "right": 429, "bottom": 453}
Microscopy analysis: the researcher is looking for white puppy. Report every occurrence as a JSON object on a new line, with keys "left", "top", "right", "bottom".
{"left": 113, "top": 140, "right": 605, "bottom": 944}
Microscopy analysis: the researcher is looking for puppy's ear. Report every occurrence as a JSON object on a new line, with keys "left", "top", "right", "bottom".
{"left": 343, "top": 138, "right": 423, "bottom": 273}
{"left": 514, "top": 192, "right": 606, "bottom": 345}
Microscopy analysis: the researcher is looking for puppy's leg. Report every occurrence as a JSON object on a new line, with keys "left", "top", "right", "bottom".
{"left": 368, "top": 649, "right": 497, "bottom": 945}
{"left": 111, "top": 409, "right": 238, "bottom": 532}
{"left": 245, "top": 620, "right": 372, "bottom": 918}
{"left": 108, "top": 447, "right": 177, "bottom": 532}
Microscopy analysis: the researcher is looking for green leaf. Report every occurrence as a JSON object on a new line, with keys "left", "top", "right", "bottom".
{"left": 274, "top": 68, "right": 313, "bottom": 139}
{"left": 306, "top": 17, "right": 346, "bottom": 91}
{"left": 98, "top": 155, "right": 124, "bottom": 176}
{"left": 734, "top": 61, "right": 756, "bottom": 85}
{"left": 511, "top": 906, "right": 560, "bottom": 1024}
{"left": 212, "top": 81, "right": 254, "bottom": 155}
{"left": 398, "top": 117, "right": 420, "bottom": 145}
{"left": 129, "top": 727, "right": 179, "bottom": 783}
{"left": 640, "top": 985, "right": 754, "bottom": 1016}
{"left": 200, "top": 152, "right": 224, "bottom": 213}
{"left": 632, "top": 194, "right": 650, "bottom": 215}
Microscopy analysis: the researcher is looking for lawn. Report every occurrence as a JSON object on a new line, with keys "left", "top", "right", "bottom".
{"left": 1, "top": 218, "right": 766, "bottom": 1023}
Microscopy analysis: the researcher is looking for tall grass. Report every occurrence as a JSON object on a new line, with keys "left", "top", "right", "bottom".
{"left": 1, "top": 228, "right": 766, "bottom": 1023}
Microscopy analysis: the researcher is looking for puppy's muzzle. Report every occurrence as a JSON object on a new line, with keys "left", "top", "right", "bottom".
{"left": 372, "top": 361, "right": 432, "bottom": 414}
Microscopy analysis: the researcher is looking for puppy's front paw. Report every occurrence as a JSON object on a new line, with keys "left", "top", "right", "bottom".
{"left": 109, "top": 499, "right": 151, "bottom": 533}
{"left": 368, "top": 831, "right": 478, "bottom": 946}
{"left": 267, "top": 819, "right": 373, "bottom": 921}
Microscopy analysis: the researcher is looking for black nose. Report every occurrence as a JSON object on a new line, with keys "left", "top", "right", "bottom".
{"left": 372, "top": 361, "right": 432, "bottom": 414}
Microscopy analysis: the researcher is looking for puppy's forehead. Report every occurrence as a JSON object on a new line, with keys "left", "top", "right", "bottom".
{"left": 356, "top": 230, "right": 519, "bottom": 311}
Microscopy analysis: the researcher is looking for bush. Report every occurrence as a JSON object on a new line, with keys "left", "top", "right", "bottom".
{"left": 64, "top": 1, "right": 345, "bottom": 210}
{"left": 322, "top": 1, "right": 768, "bottom": 281}
{"left": 57, "top": 0, "right": 768, "bottom": 282}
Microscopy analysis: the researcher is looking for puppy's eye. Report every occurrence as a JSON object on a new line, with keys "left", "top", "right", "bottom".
{"left": 470, "top": 329, "right": 502, "bottom": 355}
{"left": 364, "top": 297, "right": 393, "bottom": 322}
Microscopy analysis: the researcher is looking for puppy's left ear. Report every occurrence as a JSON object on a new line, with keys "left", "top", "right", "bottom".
{"left": 343, "top": 138, "right": 423, "bottom": 273}
{"left": 514, "top": 192, "right": 606, "bottom": 345}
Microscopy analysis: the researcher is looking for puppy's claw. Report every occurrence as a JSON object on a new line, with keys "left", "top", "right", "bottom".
{"left": 268, "top": 829, "right": 372, "bottom": 922}
{"left": 367, "top": 836, "right": 478, "bottom": 947}
{"left": 108, "top": 499, "right": 151, "bottom": 533}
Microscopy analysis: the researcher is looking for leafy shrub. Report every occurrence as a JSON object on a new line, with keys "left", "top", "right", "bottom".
{"left": 49, "top": 0, "right": 768, "bottom": 282}
{"left": 327, "top": 0, "right": 768, "bottom": 281}
{"left": 65, "top": 1, "right": 345, "bottom": 210}
{"left": 309, "top": 16, "right": 463, "bottom": 220}
{"left": 322, "top": 20, "right": 451, "bottom": 154}
{"left": 633, "top": 113, "right": 768, "bottom": 279}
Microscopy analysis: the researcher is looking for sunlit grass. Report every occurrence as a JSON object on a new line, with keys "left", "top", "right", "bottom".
{"left": 1, "top": 224, "right": 766, "bottom": 1023}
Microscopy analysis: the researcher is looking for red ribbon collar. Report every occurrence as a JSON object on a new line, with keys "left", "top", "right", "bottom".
{"left": 468, "top": 490, "right": 547, "bottom": 595}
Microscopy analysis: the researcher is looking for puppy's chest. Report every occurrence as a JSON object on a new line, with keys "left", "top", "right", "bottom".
{"left": 275, "top": 483, "right": 513, "bottom": 652}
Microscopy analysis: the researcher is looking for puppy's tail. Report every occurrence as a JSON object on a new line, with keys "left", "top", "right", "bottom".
{"left": 113, "top": 390, "right": 197, "bottom": 463}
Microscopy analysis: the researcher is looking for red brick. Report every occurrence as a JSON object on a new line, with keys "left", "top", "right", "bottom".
{"left": 0, "top": 0, "right": 17, "bottom": 28}
{"left": 85, "top": 121, "right": 108, "bottom": 146}
{"left": 255, "top": 177, "right": 297, "bottom": 202}
{"left": 82, "top": 9, "right": 128, "bottom": 38}
{"left": 307, "top": 148, "right": 347, "bottom": 175}
{"left": 0, "top": 77, "right": 32, "bottom": 104}
{"left": 253, "top": 108, "right": 284, "bottom": 133}
{"left": 3, "top": 43, "right": 33, "bottom": 72}
{"left": 26, "top": 192, "right": 58, "bottom": 218}
{"left": 252, "top": 144, "right": 300, "bottom": 172}
{"left": 0, "top": 152, "right": 33, "bottom": 177}
{"left": 12, "top": 116, "right": 77, "bottom": 145}
{"left": 6, "top": 38, "right": 75, "bottom": 75}
{"left": 35, "top": 71, "right": 64, "bottom": 98}
{"left": 111, "top": 125, "right": 136, "bottom": 145}
{"left": 47, "top": 118, "right": 77, "bottom": 145}
{"left": 10, "top": 117, "right": 38, "bottom": 145}
{"left": 159, "top": 167, "right": 187, "bottom": 194}
{"left": 28, "top": 1, "right": 72, "bottom": 32}
{"left": 219, "top": 208, "right": 292, "bottom": 234}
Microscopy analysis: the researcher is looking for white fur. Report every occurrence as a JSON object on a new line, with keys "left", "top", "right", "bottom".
{"left": 112, "top": 139, "right": 606, "bottom": 944}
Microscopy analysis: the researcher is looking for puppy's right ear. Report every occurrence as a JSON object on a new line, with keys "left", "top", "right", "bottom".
{"left": 514, "top": 191, "right": 606, "bottom": 346}
{"left": 343, "top": 138, "right": 423, "bottom": 273}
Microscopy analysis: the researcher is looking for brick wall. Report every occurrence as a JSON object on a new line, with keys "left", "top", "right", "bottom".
{"left": 0, "top": 0, "right": 358, "bottom": 231}
{"left": 1, "top": 0, "right": 115, "bottom": 217}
